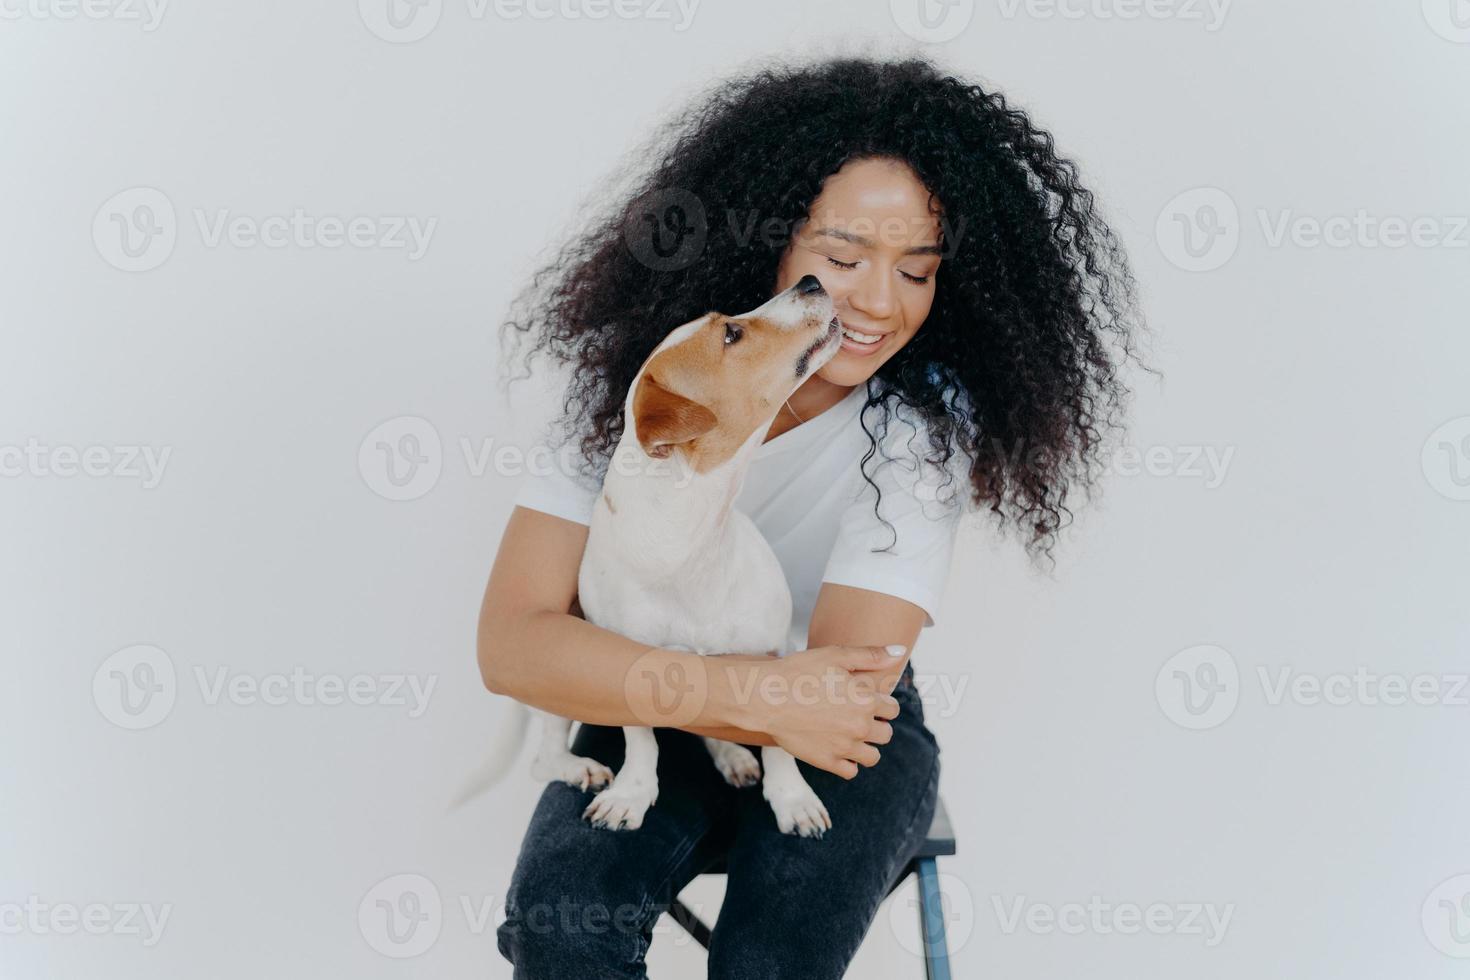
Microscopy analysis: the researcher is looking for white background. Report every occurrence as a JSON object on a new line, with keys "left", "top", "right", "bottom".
{"left": 3, "top": 1, "right": 1468, "bottom": 977}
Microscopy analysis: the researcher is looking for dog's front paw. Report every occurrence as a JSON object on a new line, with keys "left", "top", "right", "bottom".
{"left": 706, "top": 740, "right": 761, "bottom": 788}
{"left": 763, "top": 783, "right": 832, "bottom": 838}
{"left": 582, "top": 779, "right": 657, "bottom": 831}
{"left": 530, "top": 752, "right": 614, "bottom": 792}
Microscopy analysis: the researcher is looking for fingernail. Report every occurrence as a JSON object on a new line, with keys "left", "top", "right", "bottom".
{"left": 885, "top": 644, "right": 907, "bottom": 657}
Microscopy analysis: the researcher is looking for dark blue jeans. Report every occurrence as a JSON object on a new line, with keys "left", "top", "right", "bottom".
{"left": 495, "top": 662, "right": 940, "bottom": 979}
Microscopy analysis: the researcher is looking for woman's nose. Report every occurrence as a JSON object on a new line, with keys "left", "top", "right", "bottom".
{"left": 845, "top": 269, "right": 896, "bottom": 319}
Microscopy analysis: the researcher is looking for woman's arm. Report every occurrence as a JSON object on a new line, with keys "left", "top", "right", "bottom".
{"left": 478, "top": 506, "right": 901, "bottom": 775}
{"left": 806, "top": 581, "right": 929, "bottom": 694}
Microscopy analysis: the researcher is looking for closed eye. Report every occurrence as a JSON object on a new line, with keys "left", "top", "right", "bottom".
{"left": 827, "top": 255, "right": 931, "bottom": 285}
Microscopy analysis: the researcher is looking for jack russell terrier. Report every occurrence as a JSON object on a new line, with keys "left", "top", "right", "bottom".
{"left": 457, "top": 274, "right": 844, "bottom": 837}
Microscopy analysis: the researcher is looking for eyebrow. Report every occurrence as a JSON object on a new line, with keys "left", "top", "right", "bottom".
{"left": 812, "top": 226, "right": 943, "bottom": 257}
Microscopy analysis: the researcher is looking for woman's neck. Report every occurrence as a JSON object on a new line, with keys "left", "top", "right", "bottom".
{"left": 763, "top": 377, "right": 857, "bottom": 443}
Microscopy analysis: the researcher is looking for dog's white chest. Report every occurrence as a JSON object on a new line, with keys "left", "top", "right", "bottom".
{"left": 578, "top": 503, "right": 792, "bottom": 656}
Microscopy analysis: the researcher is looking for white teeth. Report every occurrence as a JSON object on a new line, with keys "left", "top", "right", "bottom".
{"left": 842, "top": 327, "right": 882, "bottom": 345}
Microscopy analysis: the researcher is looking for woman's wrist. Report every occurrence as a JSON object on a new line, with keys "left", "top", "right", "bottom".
{"left": 701, "top": 653, "right": 777, "bottom": 733}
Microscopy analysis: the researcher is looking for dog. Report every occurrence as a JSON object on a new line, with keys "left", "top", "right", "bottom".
{"left": 456, "top": 274, "right": 843, "bottom": 837}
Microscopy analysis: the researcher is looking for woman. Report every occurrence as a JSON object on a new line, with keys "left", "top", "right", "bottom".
{"left": 480, "top": 54, "right": 1152, "bottom": 978}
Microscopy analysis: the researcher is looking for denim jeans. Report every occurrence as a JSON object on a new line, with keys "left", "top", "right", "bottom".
{"left": 495, "top": 661, "right": 940, "bottom": 979}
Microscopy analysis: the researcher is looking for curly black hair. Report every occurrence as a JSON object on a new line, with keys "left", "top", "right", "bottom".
{"left": 500, "top": 52, "right": 1158, "bottom": 568}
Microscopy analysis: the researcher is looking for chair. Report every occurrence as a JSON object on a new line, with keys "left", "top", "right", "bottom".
{"left": 666, "top": 795, "right": 956, "bottom": 979}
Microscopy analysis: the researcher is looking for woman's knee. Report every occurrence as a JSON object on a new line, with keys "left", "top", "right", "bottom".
{"left": 493, "top": 742, "right": 728, "bottom": 976}
{"left": 495, "top": 788, "right": 659, "bottom": 976}
{"left": 495, "top": 873, "right": 651, "bottom": 979}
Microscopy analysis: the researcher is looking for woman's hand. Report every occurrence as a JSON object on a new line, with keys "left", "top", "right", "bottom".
{"left": 729, "top": 645, "right": 906, "bottom": 780}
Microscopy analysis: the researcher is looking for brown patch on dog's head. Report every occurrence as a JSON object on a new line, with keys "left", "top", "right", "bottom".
{"left": 629, "top": 278, "right": 840, "bottom": 473}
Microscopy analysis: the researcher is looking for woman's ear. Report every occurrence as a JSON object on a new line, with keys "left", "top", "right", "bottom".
{"left": 631, "top": 373, "right": 717, "bottom": 460}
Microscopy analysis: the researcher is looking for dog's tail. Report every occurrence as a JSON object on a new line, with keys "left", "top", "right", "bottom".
{"left": 447, "top": 699, "right": 530, "bottom": 812}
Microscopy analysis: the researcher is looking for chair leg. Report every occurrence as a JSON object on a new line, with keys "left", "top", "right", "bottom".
{"left": 669, "top": 898, "right": 712, "bottom": 950}
{"left": 914, "top": 856, "right": 952, "bottom": 980}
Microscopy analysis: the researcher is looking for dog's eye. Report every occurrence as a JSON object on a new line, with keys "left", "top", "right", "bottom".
{"left": 724, "top": 322, "right": 743, "bottom": 346}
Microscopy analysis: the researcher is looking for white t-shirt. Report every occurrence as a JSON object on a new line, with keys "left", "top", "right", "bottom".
{"left": 512, "top": 380, "right": 967, "bottom": 653}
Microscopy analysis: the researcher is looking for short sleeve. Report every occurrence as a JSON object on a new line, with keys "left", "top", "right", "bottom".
{"left": 820, "top": 402, "right": 966, "bottom": 628}
{"left": 511, "top": 442, "right": 603, "bottom": 527}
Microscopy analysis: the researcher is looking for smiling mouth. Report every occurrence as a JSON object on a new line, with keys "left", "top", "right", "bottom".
{"left": 839, "top": 319, "right": 889, "bottom": 346}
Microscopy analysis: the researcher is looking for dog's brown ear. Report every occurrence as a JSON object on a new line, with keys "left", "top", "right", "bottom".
{"left": 632, "top": 373, "right": 717, "bottom": 460}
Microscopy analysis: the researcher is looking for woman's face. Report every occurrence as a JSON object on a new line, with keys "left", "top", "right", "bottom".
{"left": 774, "top": 156, "right": 943, "bottom": 387}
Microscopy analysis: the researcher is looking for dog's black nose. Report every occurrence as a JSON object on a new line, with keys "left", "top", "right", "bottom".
{"left": 794, "top": 275, "right": 825, "bottom": 296}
